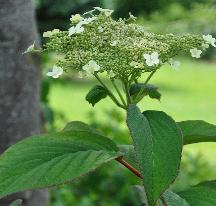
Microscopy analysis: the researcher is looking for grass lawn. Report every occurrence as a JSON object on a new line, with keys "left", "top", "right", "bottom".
{"left": 49, "top": 58, "right": 216, "bottom": 163}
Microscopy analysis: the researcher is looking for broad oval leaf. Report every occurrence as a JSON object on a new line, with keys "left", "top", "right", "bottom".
{"left": 85, "top": 85, "right": 108, "bottom": 106}
{"left": 162, "top": 190, "right": 190, "bottom": 206}
{"left": 0, "top": 130, "right": 120, "bottom": 199}
{"left": 178, "top": 120, "right": 216, "bottom": 145}
{"left": 127, "top": 105, "right": 182, "bottom": 205}
{"left": 178, "top": 181, "right": 216, "bottom": 206}
{"left": 63, "top": 121, "right": 98, "bottom": 133}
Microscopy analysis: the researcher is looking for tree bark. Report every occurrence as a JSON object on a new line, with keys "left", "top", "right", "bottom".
{"left": 0, "top": 0, "right": 49, "bottom": 205}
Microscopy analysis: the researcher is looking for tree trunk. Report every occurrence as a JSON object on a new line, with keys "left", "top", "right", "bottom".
{"left": 0, "top": 0, "right": 49, "bottom": 205}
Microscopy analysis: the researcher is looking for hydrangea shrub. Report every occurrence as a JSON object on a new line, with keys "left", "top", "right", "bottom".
{"left": 3, "top": 7, "right": 216, "bottom": 206}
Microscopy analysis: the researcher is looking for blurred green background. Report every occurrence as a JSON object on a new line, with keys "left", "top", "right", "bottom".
{"left": 36, "top": 0, "right": 216, "bottom": 205}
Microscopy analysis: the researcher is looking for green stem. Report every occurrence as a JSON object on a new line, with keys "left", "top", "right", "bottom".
{"left": 122, "top": 79, "right": 132, "bottom": 105}
{"left": 94, "top": 73, "right": 126, "bottom": 109}
{"left": 134, "top": 70, "right": 157, "bottom": 103}
{"left": 144, "top": 70, "right": 156, "bottom": 85}
{"left": 111, "top": 80, "right": 127, "bottom": 107}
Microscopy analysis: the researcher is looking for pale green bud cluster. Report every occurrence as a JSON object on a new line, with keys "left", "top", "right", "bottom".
{"left": 43, "top": 9, "right": 206, "bottom": 80}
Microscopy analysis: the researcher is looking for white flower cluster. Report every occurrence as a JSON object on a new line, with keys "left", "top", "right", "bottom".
{"left": 68, "top": 7, "right": 113, "bottom": 36}
{"left": 82, "top": 60, "right": 100, "bottom": 75}
{"left": 45, "top": 33, "right": 215, "bottom": 78}
{"left": 143, "top": 52, "right": 160, "bottom": 67}
{"left": 69, "top": 16, "right": 96, "bottom": 36}
{"left": 46, "top": 66, "right": 63, "bottom": 78}
{"left": 131, "top": 52, "right": 180, "bottom": 71}
{"left": 190, "top": 34, "right": 216, "bottom": 58}
{"left": 42, "top": 8, "right": 215, "bottom": 80}
{"left": 70, "top": 14, "right": 83, "bottom": 24}
{"left": 43, "top": 29, "right": 60, "bottom": 38}
{"left": 79, "top": 60, "right": 115, "bottom": 78}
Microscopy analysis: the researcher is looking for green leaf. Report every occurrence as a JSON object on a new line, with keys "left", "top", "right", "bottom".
{"left": 118, "top": 145, "right": 138, "bottom": 170}
{"left": 0, "top": 130, "right": 120, "bottom": 198}
{"left": 129, "top": 84, "right": 161, "bottom": 101}
{"left": 178, "top": 120, "right": 216, "bottom": 145}
{"left": 127, "top": 105, "right": 182, "bottom": 205}
{"left": 9, "top": 199, "right": 22, "bottom": 206}
{"left": 63, "top": 121, "right": 98, "bottom": 133}
{"left": 162, "top": 190, "right": 190, "bottom": 206}
{"left": 85, "top": 85, "right": 108, "bottom": 106}
{"left": 178, "top": 181, "right": 216, "bottom": 206}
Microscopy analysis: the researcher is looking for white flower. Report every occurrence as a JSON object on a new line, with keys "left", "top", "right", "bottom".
{"left": 69, "top": 24, "right": 84, "bottom": 36}
{"left": 203, "top": 34, "right": 216, "bottom": 47}
{"left": 70, "top": 14, "right": 83, "bottom": 24}
{"left": 98, "top": 26, "right": 104, "bottom": 33}
{"left": 82, "top": 60, "right": 100, "bottom": 75}
{"left": 143, "top": 52, "right": 160, "bottom": 66}
{"left": 202, "top": 43, "right": 210, "bottom": 49}
{"left": 108, "top": 70, "right": 115, "bottom": 78}
{"left": 168, "top": 59, "right": 181, "bottom": 70}
{"left": 190, "top": 48, "right": 202, "bottom": 58}
{"left": 110, "top": 40, "right": 117, "bottom": 46}
{"left": 46, "top": 66, "right": 63, "bottom": 78}
{"left": 43, "top": 29, "right": 60, "bottom": 38}
{"left": 23, "top": 42, "right": 36, "bottom": 54}
{"left": 94, "top": 7, "right": 114, "bottom": 16}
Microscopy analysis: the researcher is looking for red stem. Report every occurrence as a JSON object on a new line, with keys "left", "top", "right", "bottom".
{"left": 116, "top": 157, "right": 143, "bottom": 179}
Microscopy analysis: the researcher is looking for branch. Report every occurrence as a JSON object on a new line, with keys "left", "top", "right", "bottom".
{"left": 116, "top": 157, "right": 143, "bottom": 179}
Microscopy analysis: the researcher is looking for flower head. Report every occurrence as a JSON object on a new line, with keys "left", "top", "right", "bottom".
{"left": 168, "top": 59, "right": 181, "bottom": 70}
{"left": 82, "top": 60, "right": 100, "bottom": 75}
{"left": 44, "top": 8, "right": 208, "bottom": 80}
{"left": 143, "top": 52, "right": 160, "bottom": 67}
{"left": 203, "top": 34, "right": 216, "bottom": 47}
{"left": 69, "top": 24, "right": 84, "bottom": 36}
{"left": 190, "top": 48, "right": 202, "bottom": 58}
{"left": 46, "top": 66, "right": 63, "bottom": 78}
{"left": 43, "top": 29, "right": 60, "bottom": 38}
{"left": 70, "top": 14, "right": 83, "bottom": 24}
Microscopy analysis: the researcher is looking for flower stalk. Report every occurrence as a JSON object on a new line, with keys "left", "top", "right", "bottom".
{"left": 111, "top": 79, "right": 127, "bottom": 107}
{"left": 94, "top": 73, "right": 126, "bottom": 109}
